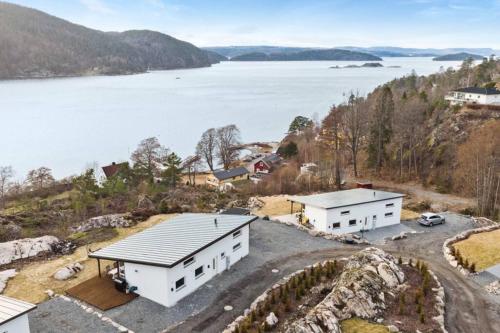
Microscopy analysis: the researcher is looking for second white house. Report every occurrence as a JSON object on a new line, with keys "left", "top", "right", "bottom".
{"left": 89, "top": 213, "right": 257, "bottom": 307}
{"left": 289, "top": 188, "right": 404, "bottom": 234}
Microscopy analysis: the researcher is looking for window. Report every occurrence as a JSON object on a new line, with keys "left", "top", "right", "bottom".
{"left": 373, "top": 215, "right": 377, "bottom": 220}
{"left": 183, "top": 257, "right": 195, "bottom": 268}
{"left": 175, "top": 277, "right": 185, "bottom": 290}
{"left": 332, "top": 222, "right": 341, "bottom": 229}
{"left": 385, "top": 212, "right": 393, "bottom": 217}
{"left": 221, "top": 252, "right": 226, "bottom": 259}
{"left": 385, "top": 203, "right": 394, "bottom": 208}
{"left": 233, "top": 242, "right": 242, "bottom": 252}
{"left": 349, "top": 219, "right": 357, "bottom": 226}
{"left": 341, "top": 210, "right": 350, "bottom": 216}
{"left": 233, "top": 230, "right": 242, "bottom": 238}
{"left": 195, "top": 265, "right": 204, "bottom": 278}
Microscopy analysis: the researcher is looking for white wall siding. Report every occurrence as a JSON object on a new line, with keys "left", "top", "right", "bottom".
{"left": 125, "top": 225, "right": 250, "bottom": 307}
{"left": 308, "top": 197, "right": 402, "bottom": 234}
{"left": 0, "top": 314, "right": 31, "bottom": 333}
{"left": 304, "top": 205, "right": 327, "bottom": 231}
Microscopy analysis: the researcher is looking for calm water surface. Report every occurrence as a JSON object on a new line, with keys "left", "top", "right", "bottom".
{"left": 0, "top": 58, "right": 460, "bottom": 178}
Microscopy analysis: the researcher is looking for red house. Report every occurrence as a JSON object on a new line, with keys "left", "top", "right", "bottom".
{"left": 253, "top": 154, "right": 281, "bottom": 174}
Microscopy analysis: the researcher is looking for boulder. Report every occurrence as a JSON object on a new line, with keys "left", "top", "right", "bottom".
{"left": 54, "top": 263, "right": 84, "bottom": 280}
{"left": 137, "top": 195, "right": 155, "bottom": 211}
{"left": 0, "top": 236, "right": 59, "bottom": 265}
{"left": 0, "top": 269, "right": 17, "bottom": 293}
{"left": 387, "top": 325, "right": 399, "bottom": 332}
{"left": 73, "top": 214, "right": 132, "bottom": 232}
{"left": 266, "top": 312, "right": 279, "bottom": 327}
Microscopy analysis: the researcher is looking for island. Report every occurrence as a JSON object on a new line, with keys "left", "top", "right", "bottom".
{"left": 329, "top": 62, "right": 399, "bottom": 69}
{"left": 230, "top": 49, "right": 382, "bottom": 61}
{"left": 433, "top": 52, "right": 485, "bottom": 61}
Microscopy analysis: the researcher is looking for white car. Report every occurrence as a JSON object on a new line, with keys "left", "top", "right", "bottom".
{"left": 418, "top": 213, "right": 445, "bottom": 227}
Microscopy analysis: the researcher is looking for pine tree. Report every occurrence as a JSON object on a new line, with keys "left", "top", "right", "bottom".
{"left": 162, "top": 152, "right": 183, "bottom": 187}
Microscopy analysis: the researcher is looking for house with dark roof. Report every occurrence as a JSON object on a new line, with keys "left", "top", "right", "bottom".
{"left": 253, "top": 153, "right": 281, "bottom": 174}
{"left": 445, "top": 87, "right": 500, "bottom": 106}
{"left": 89, "top": 213, "right": 257, "bottom": 307}
{"left": 206, "top": 167, "right": 249, "bottom": 189}
{"left": 102, "top": 162, "right": 129, "bottom": 179}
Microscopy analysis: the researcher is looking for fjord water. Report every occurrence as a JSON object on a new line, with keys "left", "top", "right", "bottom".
{"left": 1, "top": 58, "right": 460, "bottom": 178}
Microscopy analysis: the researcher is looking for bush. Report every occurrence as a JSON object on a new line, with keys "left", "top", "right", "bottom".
{"left": 398, "top": 256, "right": 403, "bottom": 265}
{"left": 408, "top": 258, "right": 413, "bottom": 267}
{"left": 470, "top": 262, "right": 476, "bottom": 273}
{"left": 419, "top": 312, "right": 425, "bottom": 323}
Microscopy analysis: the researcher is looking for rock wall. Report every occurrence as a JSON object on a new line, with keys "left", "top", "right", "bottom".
{"left": 72, "top": 214, "right": 133, "bottom": 232}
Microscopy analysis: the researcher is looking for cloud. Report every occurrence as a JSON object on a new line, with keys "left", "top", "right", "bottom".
{"left": 144, "top": 0, "right": 165, "bottom": 9}
{"left": 80, "top": 0, "right": 113, "bottom": 14}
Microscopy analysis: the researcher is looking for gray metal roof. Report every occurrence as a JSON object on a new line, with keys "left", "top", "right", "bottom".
{"left": 213, "top": 167, "right": 249, "bottom": 180}
{"left": 0, "top": 295, "right": 36, "bottom": 325}
{"left": 453, "top": 87, "right": 500, "bottom": 95}
{"left": 289, "top": 188, "right": 404, "bottom": 209}
{"left": 89, "top": 213, "right": 257, "bottom": 268}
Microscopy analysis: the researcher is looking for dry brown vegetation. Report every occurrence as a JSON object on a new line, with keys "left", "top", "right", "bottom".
{"left": 453, "top": 229, "right": 500, "bottom": 270}
{"left": 252, "top": 196, "right": 301, "bottom": 217}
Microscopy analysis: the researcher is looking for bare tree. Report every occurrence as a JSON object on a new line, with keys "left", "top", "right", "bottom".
{"left": 26, "top": 167, "right": 54, "bottom": 190}
{"left": 216, "top": 125, "right": 241, "bottom": 170}
{"left": 344, "top": 92, "right": 367, "bottom": 177}
{"left": 196, "top": 128, "right": 218, "bottom": 171}
{"left": 0, "top": 166, "right": 14, "bottom": 208}
{"left": 131, "top": 137, "right": 168, "bottom": 181}
{"left": 182, "top": 155, "right": 202, "bottom": 186}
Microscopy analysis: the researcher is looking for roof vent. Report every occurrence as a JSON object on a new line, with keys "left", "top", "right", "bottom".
{"left": 214, "top": 218, "right": 218, "bottom": 227}
{"left": 373, "top": 191, "right": 376, "bottom": 197}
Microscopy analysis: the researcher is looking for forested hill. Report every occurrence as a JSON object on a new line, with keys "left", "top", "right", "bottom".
{"left": 0, "top": 2, "right": 216, "bottom": 79}
{"left": 432, "top": 52, "right": 485, "bottom": 61}
{"left": 230, "top": 49, "right": 382, "bottom": 61}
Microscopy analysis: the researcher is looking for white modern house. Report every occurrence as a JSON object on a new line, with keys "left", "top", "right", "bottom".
{"left": 0, "top": 295, "right": 36, "bottom": 333}
{"left": 445, "top": 87, "right": 500, "bottom": 105}
{"left": 289, "top": 189, "right": 404, "bottom": 234}
{"left": 89, "top": 213, "right": 257, "bottom": 307}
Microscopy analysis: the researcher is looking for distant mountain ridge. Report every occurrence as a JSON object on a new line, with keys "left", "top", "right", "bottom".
{"left": 0, "top": 2, "right": 217, "bottom": 79}
{"left": 205, "top": 45, "right": 498, "bottom": 59}
{"left": 230, "top": 49, "right": 381, "bottom": 61}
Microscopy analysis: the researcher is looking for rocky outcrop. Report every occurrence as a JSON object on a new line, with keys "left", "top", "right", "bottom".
{"left": 0, "top": 269, "right": 16, "bottom": 293}
{"left": 485, "top": 280, "right": 500, "bottom": 295}
{"left": 287, "top": 248, "right": 404, "bottom": 333}
{"left": 53, "top": 262, "right": 84, "bottom": 280}
{"left": 73, "top": 214, "right": 133, "bottom": 232}
{"left": 247, "top": 197, "right": 264, "bottom": 209}
{"left": 0, "top": 235, "right": 59, "bottom": 265}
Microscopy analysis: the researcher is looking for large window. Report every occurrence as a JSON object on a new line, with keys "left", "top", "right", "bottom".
{"left": 341, "top": 210, "right": 350, "bottom": 216}
{"left": 233, "top": 242, "right": 242, "bottom": 252}
{"left": 385, "top": 203, "right": 394, "bottom": 208}
{"left": 183, "top": 257, "right": 195, "bottom": 268}
{"left": 233, "top": 230, "right": 242, "bottom": 238}
{"left": 349, "top": 219, "right": 357, "bottom": 226}
{"left": 195, "top": 265, "right": 204, "bottom": 278}
{"left": 385, "top": 212, "right": 393, "bottom": 217}
{"left": 175, "top": 277, "right": 185, "bottom": 290}
{"left": 332, "top": 222, "right": 341, "bottom": 229}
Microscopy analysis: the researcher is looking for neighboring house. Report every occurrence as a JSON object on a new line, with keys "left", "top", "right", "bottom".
{"left": 289, "top": 188, "right": 404, "bottom": 235}
{"left": 300, "top": 162, "right": 318, "bottom": 175}
{"left": 253, "top": 154, "right": 281, "bottom": 174}
{"left": 89, "top": 213, "right": 257, "bottom": 307}
{"left": 206, "top": 167, "right": 249, "bottom": 188}
{"left": 0, "top": 295, "right": 36, "bottom": 333}
{"left": 445, "top": 87, "right": 500, "bottom": 106}
{"left": 102, "top": 162, "right": 129, "bottom": 178}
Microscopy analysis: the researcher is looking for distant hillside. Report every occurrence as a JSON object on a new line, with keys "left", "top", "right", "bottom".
{"left": 432, "top": 52, "right": 485, "bottom": 61}
{"left": 204, "top": 50, "right": 228, "bottom": 63}
{"left": 203, "top": 46, "right": 313, "bottom": 58}
{"left": 0, "top": 2, "right": 214, "bottom": 79}
{"left": 231, "top": 49, "right": 381, "bottom": 61}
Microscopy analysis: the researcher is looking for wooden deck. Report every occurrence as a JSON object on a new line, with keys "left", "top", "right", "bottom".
{"left": 66, "top": 276, "right": 137, "bottom": 311}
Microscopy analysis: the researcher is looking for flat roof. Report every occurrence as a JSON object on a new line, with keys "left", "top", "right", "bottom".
{"left": 0, "top": 295, "right": 36, "bottom": 325}
{"left": 213, "top": 167, "right": 249, "bottom": 180}
{"left": 289, "top": 188, "right": 404, "bottom": 209}
{"left": 89, "top": 213, "right": 257, "bottom": 268}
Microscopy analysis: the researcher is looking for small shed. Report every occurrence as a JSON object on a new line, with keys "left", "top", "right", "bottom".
{"left": 0, "top": 295, "right": 36, "bottom": 333}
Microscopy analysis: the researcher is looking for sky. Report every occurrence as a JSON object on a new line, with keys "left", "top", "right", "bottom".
{"left": 6, "top": 0, "right": 500, "bottom": 49}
